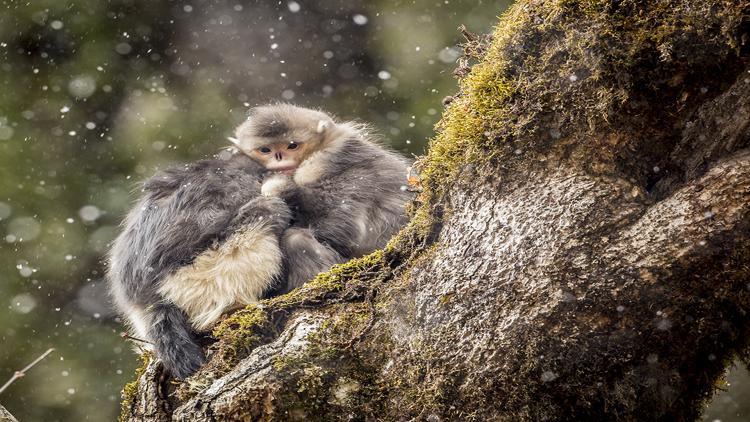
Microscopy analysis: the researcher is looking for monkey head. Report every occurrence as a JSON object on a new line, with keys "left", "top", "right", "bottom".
{"left": 232, "top": 104, "right": 336, "bottom": 174}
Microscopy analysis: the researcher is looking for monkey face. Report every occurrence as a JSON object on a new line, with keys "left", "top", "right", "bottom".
{"left": 233, "top": 104, "right": 335, "bottom": 175}
{"left": 249, "top": 139, "right": 314, "bottom": 174}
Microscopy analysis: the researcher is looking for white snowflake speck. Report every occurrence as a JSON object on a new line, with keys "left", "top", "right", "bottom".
{"left": 78, "top": 205, "right": 101, "bottom": 223}
{"left": 68, "top": 75, "right": 97, "bottom": 98}
{"left": 378, "top": 70, "right": 391, "bottom": 80}
{"left": 352, "top": 14, "right": 368, "bottom": 25}
{"left": 11, "top": 293, "right": 36, "bottom": 313}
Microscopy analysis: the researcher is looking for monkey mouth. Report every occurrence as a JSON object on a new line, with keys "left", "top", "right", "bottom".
{"left": 270, "top": 166, "right": 297, "bottom": 175}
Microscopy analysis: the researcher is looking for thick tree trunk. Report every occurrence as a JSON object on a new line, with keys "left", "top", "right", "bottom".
{"left": 122, "top": 0, "right": 750, "bottom": 420}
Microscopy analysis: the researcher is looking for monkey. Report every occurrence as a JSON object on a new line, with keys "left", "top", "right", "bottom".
{"left": 232, "top": 104, "right": 413, "bottom": 292}
{"left": 107, "top": 152, "right": 291, "bottom": 379}
{"left": 109, "top": 104, "right": 411, "bottom": 378}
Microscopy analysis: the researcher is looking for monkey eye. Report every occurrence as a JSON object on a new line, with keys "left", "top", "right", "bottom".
{"left": 259, "top": 147, "right": 272, "bottom": 154}
{"left": 287, "top": 142, "right": 299, "bottom": 150}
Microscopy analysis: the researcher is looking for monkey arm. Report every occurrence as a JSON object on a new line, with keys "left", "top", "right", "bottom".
{"left": 260, "top": 174, "right": 317, "bottom": 217}
{"left": 147, "top": 208, "right": 234, "bottom": 279}
{"left": 220, "top": 196, "right": 292, "bottom": 238}
{"left": 261, "top": 173, "right": 381, "bottom": 258}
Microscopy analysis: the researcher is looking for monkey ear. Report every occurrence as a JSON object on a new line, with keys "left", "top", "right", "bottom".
{"left": 316, "top": 120, "right": 329, "bottom": 134}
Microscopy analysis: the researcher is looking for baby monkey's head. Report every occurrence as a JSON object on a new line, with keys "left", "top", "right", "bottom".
{"left": 233, "top": 104, "right": 337, "bottom": 174}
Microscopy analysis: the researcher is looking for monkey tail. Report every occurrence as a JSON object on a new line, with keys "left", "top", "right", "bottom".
{"left": 148, "top": 302, "right": 206, "bottom": 379}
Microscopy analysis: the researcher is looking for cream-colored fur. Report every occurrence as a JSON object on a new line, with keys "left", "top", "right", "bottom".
{"left": 108, "top": 270, "right": 155, "bottom": 349}
{"left": 157, "top": 222, "right": 282, "bottom": 331}
{"left": 293, "top": 133, "right": 349, "bottom": 186}
{"left": 261, "top": 174, "right": 291, "bottom": 196}
{"left": 124, "top": 304, "right": 153, "bottom": 347}
{"left": 293, "top": 150, "right": 327, "bottom": 185}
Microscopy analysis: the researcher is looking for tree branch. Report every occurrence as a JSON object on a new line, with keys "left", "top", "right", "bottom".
{"left": 0, "top": 348, "right": 55, "bottom": 395}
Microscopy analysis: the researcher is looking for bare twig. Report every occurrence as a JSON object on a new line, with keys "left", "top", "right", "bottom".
{"left": 0, "top": 348, "right": 55, "bottom": 395}
{"left": 121, "top": 332, "right": 152, "bottom": 345}
{"left": 458, "top": 24, "right": 477, "bottom": 43}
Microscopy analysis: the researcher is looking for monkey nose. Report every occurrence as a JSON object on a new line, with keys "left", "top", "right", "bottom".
{"left": 275, "top": 152, "right": 283, "bottom": 161}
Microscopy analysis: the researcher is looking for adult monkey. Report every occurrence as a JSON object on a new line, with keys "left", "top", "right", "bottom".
{"left": 108, "top": 153, "right": 290, "bottom": 379}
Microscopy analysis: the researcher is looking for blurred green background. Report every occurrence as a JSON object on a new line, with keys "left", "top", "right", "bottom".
{"left": 0, "top": 1, "right": 746, "bottom": 421}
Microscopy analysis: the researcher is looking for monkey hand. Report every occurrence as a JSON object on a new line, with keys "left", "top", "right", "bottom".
{"left": 261, "top": 173, "right": 294, "bottom": 197}
{"left": 227, "top": 196, "right": 292, "bottom": 236}
{"left": 259, "top": 196, "right": 293, "bottom": 234}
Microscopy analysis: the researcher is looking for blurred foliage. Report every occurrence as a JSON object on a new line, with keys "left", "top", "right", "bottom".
{"left": 0, "top": 0, "right": 746, "bottom": 421}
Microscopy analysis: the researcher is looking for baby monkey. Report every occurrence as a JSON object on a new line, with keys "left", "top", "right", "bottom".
{"left": 233, "top": 104, "right": 412, "bottom": 291}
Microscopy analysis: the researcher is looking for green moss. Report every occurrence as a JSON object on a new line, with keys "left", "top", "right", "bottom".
{"left": 308, "top": 249, "right": 385, "bottom": 289}
{"left": 272, "top": 354, "right": 299, "bottom": 372}
{"left": 119, "top": 352, "right": 151, "bottom": 422}
{"left": 176, "top": 376, "right": 213, "bottom": 402}
{"left": 265, "top": 249, "right": 386, "bottom": 309}
{"left": 320, "top": 302, "right": 373, "bottom": 349}
{"left": 408, "top": 5, "right": 528, "bottom": 235}
{"left": 179, "top": 250, "right": 388, "bottom": 393}
{"left": 420, "top": 51, "right": 513, "bottom": 199}
{"left": 211, "top": 304, "right": 270, "bottom": 370}
{"left": 259, "top": 292, "right": 395, "bottom": 420}
{"left": 213, "top": 304, "right": 268, "bottom": 339}
{"left": 272, "top": 323, "right": 389, "bottom": 420}
{"left": 296, "top": 365, "right": 328, "bottom": 396}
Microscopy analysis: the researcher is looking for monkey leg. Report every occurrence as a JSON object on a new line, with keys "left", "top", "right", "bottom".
{"left": 281, "top": 227, "right": 345, "bottom": 292}
{"left": 148, "top": 302, "right": 206, "bottom": 379}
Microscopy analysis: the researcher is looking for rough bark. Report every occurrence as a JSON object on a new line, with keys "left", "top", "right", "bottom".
{"left": 122, "top": 0, "right": 750, "bottom": 420}
{"left": 0, "top": 404, "right": 17, "bottom": 422}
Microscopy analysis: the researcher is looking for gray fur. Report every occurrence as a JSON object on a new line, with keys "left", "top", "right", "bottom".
{"left": 149, "top": 303, "right": 206, "bottom": 379}
{"left": 108, "top": 153, "right": 290, "bottom": 379}
{"left": 253, "top": 118, "right": 289, "bottom": 138}
{"left": 245, "top": 105, "right": 414, "bottom": 292}
{"left": 282, "top": 136, "right": 411, "bottom": 257}
{"left": 280, "top": 227, "right": 345, "bottom": 289}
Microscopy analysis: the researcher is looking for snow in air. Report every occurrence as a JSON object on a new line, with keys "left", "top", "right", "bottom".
{"left": 378, "top": 70, "right": 392, "bottom": 80}
{"left": 352, "top": 14, "right": 368, "bottom": 25}
{"left": 78, "top": 205, "right": 102, "bottom": 223}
